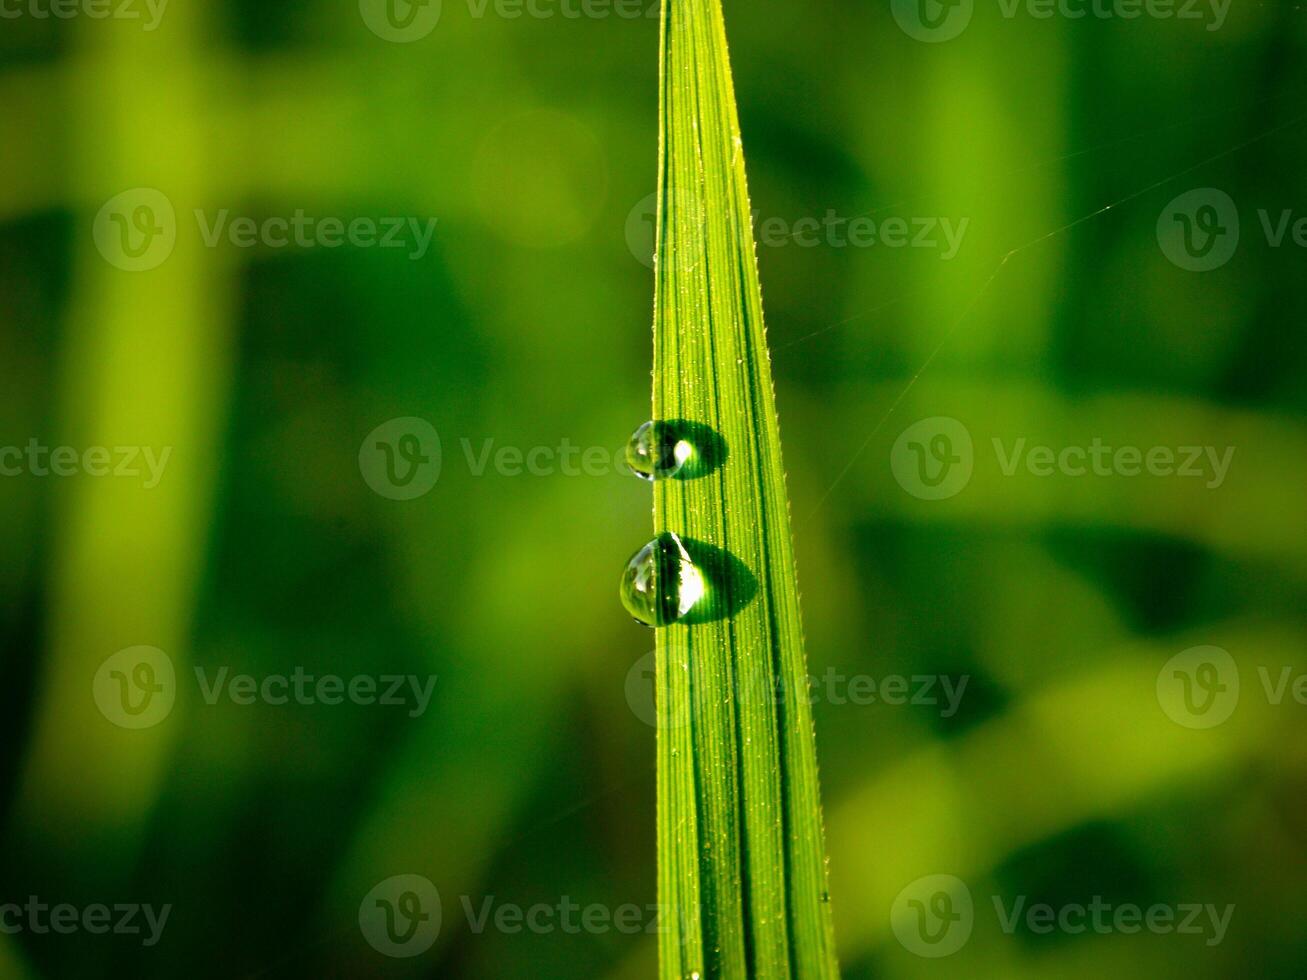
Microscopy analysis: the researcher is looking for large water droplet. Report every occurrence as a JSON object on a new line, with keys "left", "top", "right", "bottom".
{"left": 619, "top": 532, "right": 705, "bottom": 627}
{"left": 626, "top": 421, "right": 693, "bottom": 481}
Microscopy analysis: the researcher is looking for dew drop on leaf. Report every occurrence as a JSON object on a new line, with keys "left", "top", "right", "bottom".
{"left": 626, "top": 421, "right": 693, "bottom": 481}
{"left": 619, "top": 532, "right": 705, "bottom": 627}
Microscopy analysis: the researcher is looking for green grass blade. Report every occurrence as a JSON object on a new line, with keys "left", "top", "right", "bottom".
{"left": 652, "top": 2, "right": 840, "bottom": 977}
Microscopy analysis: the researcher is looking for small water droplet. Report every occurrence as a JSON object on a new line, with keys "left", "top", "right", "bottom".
{"left": 619, "top": 532, "right": 705, "bottom": 627}
{"left": 626, "top": 421, "right": 693, "bottom": 481}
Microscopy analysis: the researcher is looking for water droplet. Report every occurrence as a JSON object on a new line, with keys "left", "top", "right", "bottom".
{"left": 624, "top": 420, "right": 730, "bottom": 481}
{"left": 626, "top": 421, "right": 693, "bottom": 481}
{"left": 619, "top": 532, "right": 705, "bottom": 627}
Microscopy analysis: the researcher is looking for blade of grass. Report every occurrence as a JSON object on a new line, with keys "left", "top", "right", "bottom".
{"left": 652, "top": 2, "right": 840, "bottom": 977}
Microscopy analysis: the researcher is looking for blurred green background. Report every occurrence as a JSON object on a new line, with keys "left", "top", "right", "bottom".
{"left": 2, "top": 0, "right": 1306, "bottom": 977}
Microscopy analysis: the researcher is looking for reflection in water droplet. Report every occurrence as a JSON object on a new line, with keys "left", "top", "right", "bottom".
{"left": 619, "top": 532, "right": 705, "bottom": 627}
{"left": 626, "top": 421, "right": 693, "bottom": 481}
{"left": 625, "top": 419, "right": 729, "bottom": 481}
